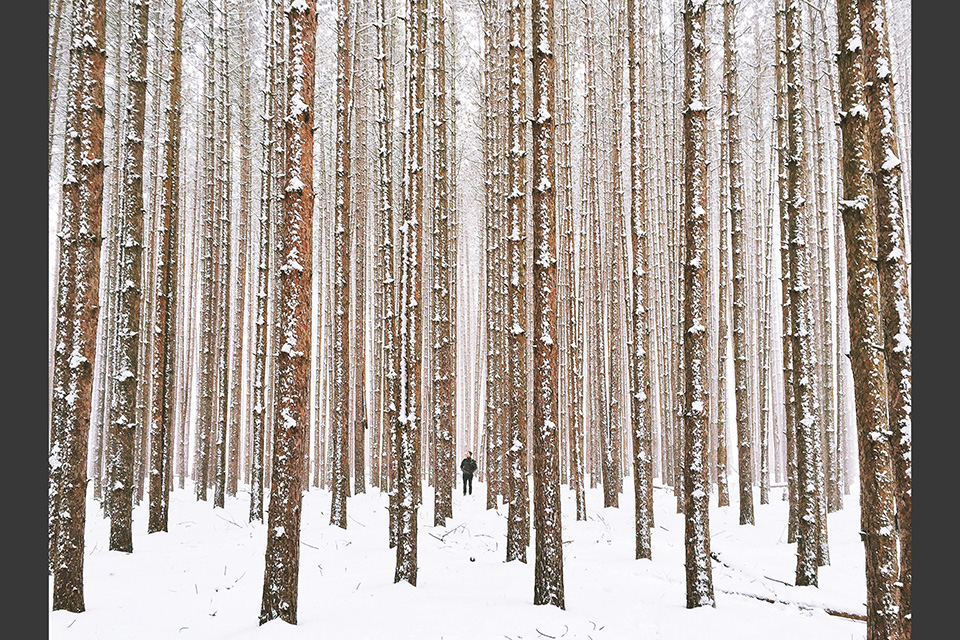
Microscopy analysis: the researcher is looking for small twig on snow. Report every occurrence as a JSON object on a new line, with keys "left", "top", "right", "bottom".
{"left": 216, "top": 513, "right": 241, "bottom": 528}
{"left": 536, "top": 628, "right": 556, "bottom": 638}
{"left": 440, "top": 523, "right": 467, "bottom": 540}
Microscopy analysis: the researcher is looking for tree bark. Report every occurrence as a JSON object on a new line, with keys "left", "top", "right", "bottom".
{"left": 373, "top": 0, "right": 399, "bottom": 546}
{"left": 858, "top": 1, "right": 912, "bottom": 634}
{"left": 681, "top": 0, "right": 715, "bottom": 609}
{"left": 108, "top": 0, "right": 149, "bottom": 553}
{"left": 785, "top": 0, "right": 821, "bottom": 587}
{"left": 505, "top": 0, "right": 529, "bottom": 563}
{"left": 331, "top": 0, "right": 353, "bottom": 530}
{"left": 606, "top": 0, "right": 626, "bottom": 506}
{"left": 627, "top": 0, "right": 653, "bottom": 559}
{"left": 213, "top": 0, "right": 232, "bottom": 510}
{"left": 723, "top": 0, "right": 754, "bottom": 526}
{"left": 351, "top": 3, "right": 368, "bottom": 496}
{"left": 531, "top": 0, "right": 564, "bottom": 608}
{"left": 50, "top": 0, "right": 107, "bottom": 612}
{"left": 774, "top": 0, "right": 798, "bottom": 543}
{"left": 149, "top": 0, "right": 182, "bottom": 534}
{"left": 395, "top": 0, "right": 426, "bottom": 586}
{"left": 259, "top": 0, "right": 315, "bottom": 625}
{"left": 250, "top": 0, "right": 278, "bottom": 524}
{"left": 836, "top": 0, "right": 902, "bottom": 636}
{"left": 432, "top": 0, "right": 455, "bottom": 528}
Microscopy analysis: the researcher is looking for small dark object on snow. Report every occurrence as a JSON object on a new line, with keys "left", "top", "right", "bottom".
{"left": 470, "top": 556, "right": 475, "bottom": 562}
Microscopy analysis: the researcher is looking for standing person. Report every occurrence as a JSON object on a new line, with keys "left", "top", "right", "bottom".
{"left": 460, "top": 451, "right": 478, "bottom": 495}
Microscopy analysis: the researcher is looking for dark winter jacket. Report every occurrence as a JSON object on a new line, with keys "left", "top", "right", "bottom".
{"left": 460, "top": 456, "right": 478, "bottom": 477}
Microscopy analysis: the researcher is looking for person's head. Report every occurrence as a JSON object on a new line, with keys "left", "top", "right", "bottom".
{"left": 466, "top": 451, "right": 472, "bottom": 457}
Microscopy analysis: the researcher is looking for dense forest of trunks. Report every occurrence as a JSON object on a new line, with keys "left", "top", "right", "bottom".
{"left": 48, "top": 1, "right": 910, "bottom": 637}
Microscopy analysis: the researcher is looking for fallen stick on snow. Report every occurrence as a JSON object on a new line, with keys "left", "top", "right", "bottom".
{"left": 710, "top": 551, "right": 793, "bottom": 587}
{"left": 717, "top": 588, "right": 866, "bottom": 622}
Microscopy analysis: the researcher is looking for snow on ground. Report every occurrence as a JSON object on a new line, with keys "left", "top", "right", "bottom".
{"left": 50, "top": 477, "right": 868, "bottom": 639}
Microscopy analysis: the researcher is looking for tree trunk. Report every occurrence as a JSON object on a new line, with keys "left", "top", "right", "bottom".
{"left": 531, "top": 0, "right": 564, "bottom": 608}
{"left": 48, "top": 0, "right": 67, "bottom": 167}
{"left": 352, "top": 3, "right": 368, "bottom": 496}
{"left": 774, "top": 0, "right": 798, "bottom": 543}
{"left": 196, "top": 0, "right": 218, "bottom": 503}
{"left": 716, "top": 6, "right": 731, "bottom": 510}
{"left": 259, "top": 0, "right": 315, "bottom": 625}
{"left": 858, "top": 2, "right": 912, "bottom": 634}
{"left": 716, "top": 76, "right": 731, "bottom": 510}
{"left": 681, "top": 0, "right": 715, "bottom": 610}
{"left": 330, "top": 0, "right": 353, "bottom": 530}
{"left": 785, "top": 0, "right": 821, "bottom": 587}
{"left": 149, "top": 0, "right": 182, "bottom": 534}
{"left": 395, "top": 0, "right": 426, "bottom": 586}
{"left": 482, "top": 11, "right": 496, "bottom": 509}
{"left": 505, "top": 0, "right": 529, "bottom": 563}
{"left": 556, "top": 0, "right": 584, "bottom": 522}
{"left": 446, "top": 7, "right": 459, "bottom": 510}
{"left": 432, "top": 0, "right": 454, "bottom": 528}
{"left": 836, "top": 0, "right": 903, "bottom": 636}
{"left": 752, "top": 18, "right": 771, "bottom": 508}
{"left": 723, "top": 0, "right": 754, "bottom": 526}
{"left": 606, "top": 0, "right": 626, "bottom": 506}
{"left": 373, "top": 0, "right": 399, "bottom": 546}
{"left": 250, "top": 0, "right": 278, "bottom": 524}
{"left": 108, "top": 0, "right": 149, "bottom": 553}
{"left": 213, "top": 0, "right": 232, "bottom": 510}
{"left": 49, "top": 0, "right": 107, "bottom": 612}
{"left": 228, "top": 6, "right": 253, "bottom": 499}
{"left": 627, "top": 0, "right": 653, "bottom": 560}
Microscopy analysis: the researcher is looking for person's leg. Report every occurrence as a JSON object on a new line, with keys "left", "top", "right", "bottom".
{"left": 468, "top": 475, "right": 472, "bottom": 495}
{"left": 463, "top": 474, "right": 468, "bottom": 495}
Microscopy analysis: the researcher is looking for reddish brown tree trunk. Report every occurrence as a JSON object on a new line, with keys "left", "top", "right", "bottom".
{"left": 259, "top": 0, "right": 316, "bottom": 624}
{"left": 50, "top": 0, "right": 107, "bottom": 613}
{"left": 836, "top": 1, "right": 902, "bottom": 637}
{"left": 531, "top": 0, "right": 564, "bottom": 608}
{"left": 149, "top": 0, "right": 183, "bottom": 534}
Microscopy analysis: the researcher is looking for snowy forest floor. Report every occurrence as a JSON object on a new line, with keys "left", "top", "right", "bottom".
{"left": 49, "top": 476, "right": 869, "bottom": 639}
